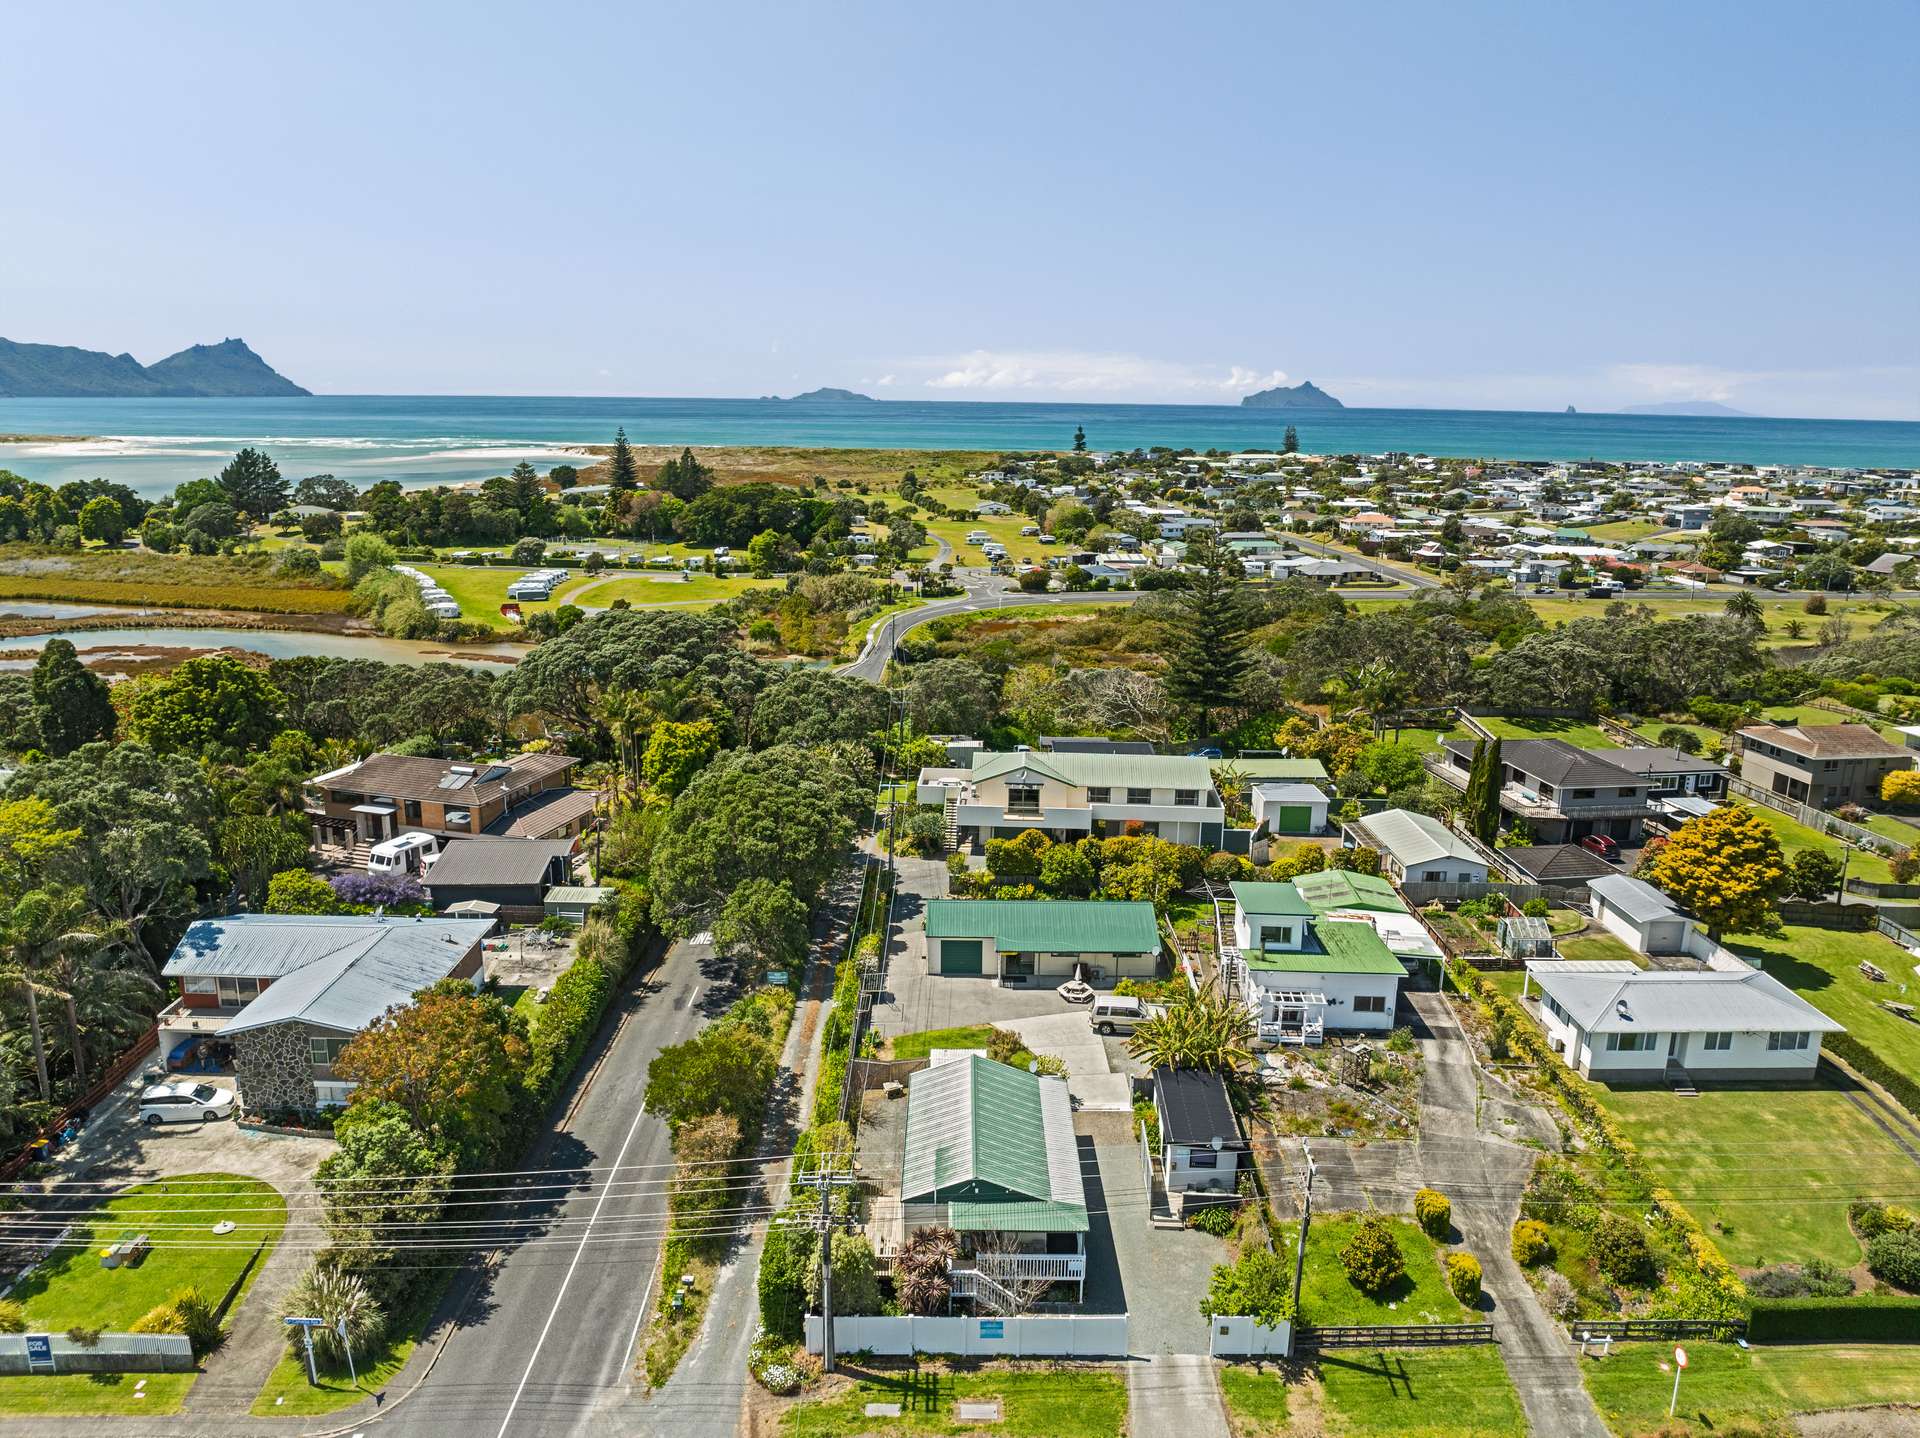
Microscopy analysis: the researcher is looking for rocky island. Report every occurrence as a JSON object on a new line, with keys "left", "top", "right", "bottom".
{"left": 1240, "top": 379, "right": 1343, "bottom": 410}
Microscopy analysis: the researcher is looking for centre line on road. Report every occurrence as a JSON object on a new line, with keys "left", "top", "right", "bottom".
{"left": 493, "top": 1067, "right": 657, "bottom": 1438}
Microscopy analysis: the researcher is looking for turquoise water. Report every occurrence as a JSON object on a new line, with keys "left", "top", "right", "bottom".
{"left": 1, "top": 395, "right": 1915, "bottom": 496}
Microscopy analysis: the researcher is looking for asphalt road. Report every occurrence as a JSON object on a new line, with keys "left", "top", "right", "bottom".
{"left": 363, "top": 933, "right": 737, "bottom": 1438}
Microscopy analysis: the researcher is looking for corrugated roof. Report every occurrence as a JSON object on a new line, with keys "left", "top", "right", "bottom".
{"left": 1230, "top": 758, "right": 1329, "bottom": 782}
{"left": 1245, "top": 919, "right": 1404, "bottom": 975}
{"left": 1229, "top": 881, "right": 1314, "bottom": 917}
{"left": 545, "top": 885, "right": 614, "bottom": 907}
{"left": 425, "top": 838, "right": 573, "bottom": 891}
{"left": 969, "top": 750, "right": 1215, "bottom": 790}
{"left": 1153, "top": 1067, "right": 1246, "bottom": 1148}
{"left": 900, "top": 1057, "right": 1086, "bottom": 1232}
{"left": 1531, "top": 966, "right": 1844, "bottom": 1035}
{"left": 924, "top": 899, "right": 1158, "bottom": 954}
{"left": 207, "top": 917, "right": 492, "bottom": 1037}
{"left": 1293, "top": 869, "right": 1407, "bottom": 915}
{"left": 1589, "top": 874, "right": 1685, "bottom": 925}
{"left": 484, "top": 787, "right": 603, "bottom": 838}
{"left": 1350, "top": 809, "right": 1482, "bottom": 868}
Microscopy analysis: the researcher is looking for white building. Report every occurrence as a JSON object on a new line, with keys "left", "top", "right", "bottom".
{"left": 1587, "top": 874, "right": 1697, "bottom": 956}
{"left": 1228, "top": 882, "right": 1404, "bottom": 1039}
{"left": 1523, "top": 962, "right": 1842, "bottom": 1080}
{"left": 1250, "top": 782, "right": 1329, "bottom": 836}
{"left": 1344, "top": 809, "right": 1488, "bottom": 886}
{"left": 922, "top": 750, "right": 1226, "bottom": 851}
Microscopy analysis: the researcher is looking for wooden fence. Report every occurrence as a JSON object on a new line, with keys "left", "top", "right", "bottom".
{"left": 1727, "top": 776, "right": 1906, "bottom": 856}
{"left": 1569, "top": 1318, "right": 1746, "bottom": 1342}
{"left": 1296, "top": 1322, "right": 1496, "bottom": 1350}
{"left": 0, "top": 1025, "right": 159, "bottom": 1181}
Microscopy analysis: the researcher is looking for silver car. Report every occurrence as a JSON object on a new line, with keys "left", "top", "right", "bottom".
{"left": 138, "top": 1082, "right": 236, "bottom": 1127}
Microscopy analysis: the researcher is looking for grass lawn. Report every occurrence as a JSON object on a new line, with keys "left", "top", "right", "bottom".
{"left": 781, "top": 1363, "right": 1127, "bottom": 1438}
{"left": 920, "top": 487, "right": 1052, "bottom": 567}
{"left": 1858, "top": 810, "right": 1920, "bottom": 848}
{"left": 1314, "top": 1347, "right": 1527, "bottom": 1438}
{"left": 1285, "top": 1214, "right": 1473, "bottom": 1326}
{"left": 554, "top": 571, "right": 782, "bottom": 609}
{"left": 1556, "top": 932, "right": 1646, "bottom": 967}
{"left": 1726, "top": 924, "right": 1920, "bottom": 1078}
{"left": 251, "top": 1266, "right": 453, "bottom": 1416}
{"left": 1583, "top": 1341, "right": 1920, "bottom": 1436}
{"left": 1514, "top": 595, "right": 1882, "bottom": 650}
{"left": 888, "top": 1024, "right": 998, "bottom": 1060}
{"left": 1631, "top": 719, "right": 1722, "bottom": 752}
{"left": 1741, "top": 804, "right": 1896, "bottom": 885}
{"left": 1218, "top": 1362, "right": 1290, "bottom": 1436}
{"left": 8, "top": 1174, "right": 286, "bottom": 1331}
{"left": 1473, "top": 715, "right": 1620, "bottom": 749}
{"left": 1585, "top": 520, "right": 1669, "bottom": 543}
{"left": 0, "top": 1373, "right": 196, "bottom": 1416}
{"left": 1593, "top": 1085, "right": 1917, "bottom": 1267}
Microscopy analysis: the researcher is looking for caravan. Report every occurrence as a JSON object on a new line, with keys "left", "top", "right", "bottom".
{"left": 368, "top": 831, "right": 441, "bottom": 876}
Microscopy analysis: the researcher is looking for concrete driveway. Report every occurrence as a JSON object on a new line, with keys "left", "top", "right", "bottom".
{"left": 999, "top": 1012, "right": 1133, "bottom": 1111}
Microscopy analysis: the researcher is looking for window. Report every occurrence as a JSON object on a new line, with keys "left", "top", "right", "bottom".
{"left": 308, "top": 1035, "right": 353, "bottom": 1067}
{"left": 1006, "top": 784, "right": 1042, "bottom": 812}
{"left": 404, "top": 799, "right": 422, "bottom": 824}
{"left": 1173, "top": 789, "right": 1199, "bottom": 807}
{"left": 1617, "top": 787, "right": 1637, "bottom": 797}
{"left": 1087, "top": 787, "right": 1111, "bottom": 804}
{"left": 1767, "top": 1031, "right": 1810, "bottom": 1052}
{"left": 1261, "top": 925, "right": 1294, "bottom": 948}
{"left": 216, "top": 977, "right": 262, "bottom": 1006}
{"left": 1354, "top": 994, "right": 1388, "bottom": 1014}
{"left": 1605, "top": 1032, "right": 1657, "bottom": 1052}
{"left": 1703, "top": 1032, "right": 1733, "bottom": 1052}
{"left": 1420, "top": 868, "right": 1444, "bottom": 882}
{"left": 1126, "top": 787, "right": 1153, "bottom": 805}
{"left": 1187, "top": 1149, "right": 1219, "bottom": 1169}
{"left": 182, "top": 976, "right": 217, "bottom": 995}
{"left": 1572, "top": 788, "right": 1595, "bottom": 799}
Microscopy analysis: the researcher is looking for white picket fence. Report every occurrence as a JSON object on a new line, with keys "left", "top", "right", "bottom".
{"left": 804, "top": 1313, "right": 1127, "bottom": 1358}
{"left": 1208, "top": 1315, "right": 1294, "bottom": 1358}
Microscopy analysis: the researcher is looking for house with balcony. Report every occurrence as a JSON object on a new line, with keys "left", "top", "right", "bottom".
{"left": 921, "top": 750, "right": 1225, "bottom": 852}
{"left": 306, "top": 751, "right": 594, "bottom": 853}
{"left": 869, "top": 1054, "right": 1089, "bottom": 1307}
{"left": 160, "top": 914, "right": 491, "bottom": 1111}
{"left": 1226, "top": 881, "right": 1405, "bottom": 1041}
{"left": 1734, "top": 722, "right": 1911, "bottom": 807}
{"left": 1436, "top": 738, "right": 1652, "bottom": 844}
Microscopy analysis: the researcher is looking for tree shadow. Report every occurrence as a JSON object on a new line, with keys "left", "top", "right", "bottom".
{"left": 1318, "top": 1348, "right": 1415, "bottom": 1398}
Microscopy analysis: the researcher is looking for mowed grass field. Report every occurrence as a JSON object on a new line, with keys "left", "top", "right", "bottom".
{"left": 779, "top": 1365, "right": 1128, "bottom": 1438}
{"left": 1583, "top": 1341, "right": 1920, "bottom": 1436}
{"left": 1315, "top": 1347, "right": 1528, "bottom": 1438}
{"left": 1592, "top": 1085, "right": 1915, "bottom": 1267}
{"left": 1727, "top": 924, "right": 1920, "bottom": 1078}
{"left": 1740, "top": 803, "right": 1898, "bottom": 885}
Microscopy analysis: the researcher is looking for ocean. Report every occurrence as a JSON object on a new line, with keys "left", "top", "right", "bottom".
{"left": 1, "top": 395, "right": 1916, "bottom": 497}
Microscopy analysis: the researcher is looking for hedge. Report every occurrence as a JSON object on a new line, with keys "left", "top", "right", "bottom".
{"left": 1825, "top": 1032, "right": 1920, "bottom": 1126}
{"left": 1747, "top": 1295, "right": 1920, "bottom": 1344}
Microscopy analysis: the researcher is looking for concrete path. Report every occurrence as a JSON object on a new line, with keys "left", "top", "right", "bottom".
{"left": 1406, "top": 990, "right": 1609, "bottom": 1438}
{"left": 999, "top": 1012, "right": 1131, "bottom": 1111}
{"left": 1127, "top": 1354, "right": 1231, "bottom": 1438}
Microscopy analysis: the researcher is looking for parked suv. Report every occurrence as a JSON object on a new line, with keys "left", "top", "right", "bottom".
{"left": 1089, "top": 995, "right": 1163, "bottom": 1036}
{"left": 1578, "top": 833, "right": 1620, "bottom": 860}
{"left": 138, "top": 1082, "right": 237, "bottom": 1127}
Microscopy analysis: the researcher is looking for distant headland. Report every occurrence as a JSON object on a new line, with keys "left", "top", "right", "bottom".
{"left": 1239, "top": 379, "right": 1343, "bottom": 410}
{"left": 1615, "top": 400, "right": 1755, "bottom": 418}
{"left": 759, "top": 387, "right": 875, "bottom": 402}
{"left": 0, "top": 336, "right": 310, "bottom": 398}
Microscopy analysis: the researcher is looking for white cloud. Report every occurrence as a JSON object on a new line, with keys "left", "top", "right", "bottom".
{"left": 911, "top": 348, "right": 1287, "bottom": 400}
{"left": 875, "top": 374, "right": 897, "bottom": 387}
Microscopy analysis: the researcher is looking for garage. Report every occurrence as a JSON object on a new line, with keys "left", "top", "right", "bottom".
{"left": 938, "top": 938, "right": 983, "bottom": 975}
{"left": 1250, "top": 782, "right": 1329, "bottom": 837}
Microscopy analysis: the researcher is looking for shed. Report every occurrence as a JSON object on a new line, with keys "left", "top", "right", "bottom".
{"left": 1588, "top": 874, "right": 1696, "bottom": 956}
{"left": 1250, "top": 782, "right": 1329, "bottom": 836}
{"left": 425, "top": 838, "right": 573, "bottom": 913}
{"left": 923, "top": 899, "right": 1160, "bottom": 982}
{"left": 1152, "top": 1067, "right": 1249, "bottom": 1194}
{"left": 544, "top": 885, "right": 615, "bottom": 924}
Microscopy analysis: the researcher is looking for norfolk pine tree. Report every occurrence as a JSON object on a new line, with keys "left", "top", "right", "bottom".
{"left": 608, "top": 426, "right": 639, "bottom": 493}
{"left": 1162, "top": 529, "right": 1256, "bottom": 725}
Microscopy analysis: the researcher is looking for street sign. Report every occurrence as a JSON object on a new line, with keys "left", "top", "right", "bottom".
{"left": 24, "top": 1335, "right": 54, "bottom": 1371}
{"left": 1674, "top": 1346, "right": 1688, "bottom": 1368}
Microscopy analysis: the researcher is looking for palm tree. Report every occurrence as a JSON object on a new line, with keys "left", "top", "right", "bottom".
{"left": 1347, "top": 659, "right": 1409, "bottom": 739}
{"left": 591, "top": 689, "right": 644, "bottom": 798}
{"left": 1126, "top": 975, "right": 1254, "bottom": 1073}
{"left": 1723, "top": 590, "right": 1764, "bottom": 629}
{"left": 1211, "top": 762, "right": 1249, "bottom": 821}
{"left": 1, "top": 889, "right": 124, "bottom": 1099}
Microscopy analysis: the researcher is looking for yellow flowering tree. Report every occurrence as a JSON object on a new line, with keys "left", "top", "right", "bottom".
{"left": 1643, "top": 804, "right": 1787, "bottom": 937}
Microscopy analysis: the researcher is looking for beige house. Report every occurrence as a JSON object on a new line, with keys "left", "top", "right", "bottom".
{"left": 1735, "top": 723, "right": 1910, "bottom": 807}
{"left": 307, "top": 752, "right": 593, "bottom": 847}
{"left": 917, "top": 751, "right": 1225, "bottom": 851}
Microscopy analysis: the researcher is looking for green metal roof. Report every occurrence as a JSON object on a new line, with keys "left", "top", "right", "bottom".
{"left": 969, "top": 750, "right": 1215, "bottom": 790}
{"left": 925, "top": 899, "right": 1159, "bottom": 954}
{"left": 900, "top": 1056, "right": 1087, "bottom": 1232}
{"left": 1245, "top": 919, "right": 1404, "bottom": 975}
{"left": 1229, "top": 757, "right": 1329, "bottom": 782}
{"left": 1292, "top": 869, "right": 1408, "bottom": 915}
{"left": 1229, "top": 881, "right": 1314, "bottom": 917}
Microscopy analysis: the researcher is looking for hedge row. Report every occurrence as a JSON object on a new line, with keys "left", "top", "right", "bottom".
{"left": 1824, "top": 1032, "right": 1920, "bottom": 1126}
{"left": 522, "top": 888, "right": 652, "bottom": 1108}
{"left": 1448, "top": 959, "right": 1748, "bottom": 1321}
{"left": 1747, "top": 1295, "right": 1920, "bottom": 1344}
{"left": 808, "top": 959, "right": 862, "bottom": 1128}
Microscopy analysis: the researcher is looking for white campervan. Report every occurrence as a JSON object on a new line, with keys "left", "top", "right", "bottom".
{"left": 368, "top": 831, "right": 440, "bottom": 876}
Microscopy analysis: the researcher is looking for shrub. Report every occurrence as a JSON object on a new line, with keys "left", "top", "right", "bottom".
{"left": 1340, "top": 1215, "right": 1406, "bottom": 1296}
{"left": 131, "top": 1287, "right": 221, "bottom": 1356}
{"left": 1851, "top": 1200, "right": 1917, "bottom": 1239}
{"left": 282, "top": 1265, "right": 385, "bottom": 1366}
{"left": 1594, "top": 1215, "right": 1657, "bottom": 1286}
{"left": 1541, "top": 1269, "right": 1578, "bottom": 1319}
{"left": 1866, "top": 1230, "right": 1920, "bottom": 1290}
{"left": 1201, "top": 1246, "right": 1294, "bottom": 1325}
{"left": 64, "top": 1325, "right": 102, "bottom": 1347}
{"left": 1186, "top": 1201, "right": 1239, "bottom": 1237}
{"left": 1511, "top": 1219, "right": 1553, "bottom": 1267}
{"left": 1414, "top": 1188, "right": 1452, "bottom": 1238}
{"left": 1445, "top": 1251, "right": 1482, "bottom": 1305}
{"left": 1747, "top": 1295, "right": 1920, "bottom": 1343}
{"left": 1657, "top": 725, "right": 1703, "bottom": 755}
{"left": 1748, "top": 1259, "right": 1854, "bottom": 1299}
{"left": 0, "top": 1299, "right": 24, "bottom": 1333}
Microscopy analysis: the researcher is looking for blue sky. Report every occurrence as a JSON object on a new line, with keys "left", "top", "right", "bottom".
{"left": 5, "top": 1, "right": 1917, "bottom": 417}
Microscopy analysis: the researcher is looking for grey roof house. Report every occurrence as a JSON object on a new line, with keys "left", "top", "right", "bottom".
{"left": 425, "top": 838, "right": 574, "bottom": 913}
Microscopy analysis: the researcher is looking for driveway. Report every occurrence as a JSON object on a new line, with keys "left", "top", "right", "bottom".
{"left": 999, "top": 1013, "right": 1132, "bottom": 1111}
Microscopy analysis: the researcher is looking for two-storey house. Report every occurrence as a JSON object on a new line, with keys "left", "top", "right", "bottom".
{"left": 307, "top": 752, "right": 597, "bottom": 849}
{"left": 920, "top": 751, "right": 1226, "bottom": 852}
{"left": 1734, "top": 722, "right": 1911, "bottom": 807}
{"left": 1438, "top": 738, "right": 1651, "bottom": 844}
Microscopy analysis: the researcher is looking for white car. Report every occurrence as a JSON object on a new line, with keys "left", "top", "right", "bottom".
{"left": 138, "top": 1082, "right": 236, "bottom": 1127}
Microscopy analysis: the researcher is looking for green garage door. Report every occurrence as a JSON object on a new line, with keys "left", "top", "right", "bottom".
{"left": 940, "top": 939, "right": 983, "bottom": 975}
{"left": 1275, "top": 805, "right": 1312, "bottom": 834}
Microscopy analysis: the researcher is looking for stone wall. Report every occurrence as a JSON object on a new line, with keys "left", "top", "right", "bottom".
{"left": 234, "top": 1023, "right": 317, "bottom": 1113}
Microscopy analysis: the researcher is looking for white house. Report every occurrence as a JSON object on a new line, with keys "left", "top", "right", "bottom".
{"left": 1228, "top": 882, "right": 1404, "bottom": 1039}
{"left": 1250, "top": 782, "right": 1329, "bottom": 836}
{"left": 1344, "top": 809, "right": 1488, "bottom": 886}
{"left": 1523, "top": 962, "right": 1842, "bottom": 1080}
{"left": 1152, "top": 1067, "right": 1249, "bottom": 1196}
{"left": 925, "top": 750, "right": 1227, "bottom": 851}
{"left": 1588, "top": 874, "right": 1696, "bottom": 956}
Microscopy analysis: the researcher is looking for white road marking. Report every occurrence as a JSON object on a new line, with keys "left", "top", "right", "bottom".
{"left": 621, "top": 1264, "right": 658, "bottom": 1386}
{"left": 492, "top": 1079, "right": 657, "bottom": 1438}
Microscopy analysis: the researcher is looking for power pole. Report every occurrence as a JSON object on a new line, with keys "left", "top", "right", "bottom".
{"left": 810, "top": 1161, "right": 858, "bottom": 1373}
{"left": 1289, "top": 1141, "right": 1317, "bottom": 1335}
